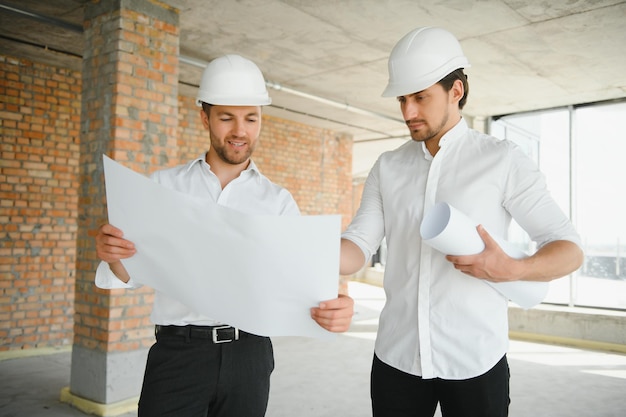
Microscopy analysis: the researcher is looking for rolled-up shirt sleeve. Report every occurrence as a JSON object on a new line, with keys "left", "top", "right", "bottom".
{"left": 94, "top": 261, "right": 141, "bottom": 289}
{"left": 504, "top": 145, "right": 582, "bottom": 249}
{"left": 341, "top": 158, "right": 385, "bottom": 262}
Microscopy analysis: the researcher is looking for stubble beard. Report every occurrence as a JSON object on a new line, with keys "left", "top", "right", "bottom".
{"left": 210, "top": 130, "right": 255, "bottom": 165}
{"left": 408, "top": 108, "right": 449, "bottom": 143}
{"left": 214, "top": 143, "right": 252, "bottom": 165}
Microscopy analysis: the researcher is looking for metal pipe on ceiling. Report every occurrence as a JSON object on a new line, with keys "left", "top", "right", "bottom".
{"left": 0, "top": 3, "right": 83, "bottom": 32}
{"left": 1, "top": 3, "right": 406, "bottom": 137}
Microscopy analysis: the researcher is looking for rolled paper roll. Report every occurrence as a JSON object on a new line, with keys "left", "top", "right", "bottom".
{"left": 421, "top": 202, "right": 548, "bottom": 309}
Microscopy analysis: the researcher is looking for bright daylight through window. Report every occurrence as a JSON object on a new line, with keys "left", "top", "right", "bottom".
{"left": 490, "top": 100, "right": 626, "bottom": 310}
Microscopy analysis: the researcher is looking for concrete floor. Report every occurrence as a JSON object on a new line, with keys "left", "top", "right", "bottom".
{"left": 1, "top": 282, "right": 625, "bottom": 417}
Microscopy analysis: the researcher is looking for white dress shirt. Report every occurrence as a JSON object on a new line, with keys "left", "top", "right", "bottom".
{"left": 95, "top": 154, "right": 300, "bottom": 326}
{"left": 342, "top": 118, "right": 581, "bottom": 380}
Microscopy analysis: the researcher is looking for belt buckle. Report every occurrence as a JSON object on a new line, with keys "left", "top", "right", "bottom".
{"left": 212, "top": 325, "right": 239, "bottom": 343}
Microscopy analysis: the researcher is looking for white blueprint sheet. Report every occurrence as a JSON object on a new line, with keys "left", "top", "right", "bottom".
{"left": 103, "top": 155, "right": 340, "bottom": 339}
{"left": 420, "top": 202, "right": 549, "bottom": 309}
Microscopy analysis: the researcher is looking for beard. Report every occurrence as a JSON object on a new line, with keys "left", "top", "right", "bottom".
{"left": 209, "top": 129, "right": 256, "bottom": 166}
{"left": 212, "top": 141, "right": 253, "bottom": 165}
{"left": 408, "top": 108, "right": 450, "bottom": 143}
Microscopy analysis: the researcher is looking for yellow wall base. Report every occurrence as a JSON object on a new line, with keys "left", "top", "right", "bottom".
{"left": 59, "top": 387, "right": 138, "bottom": 417}
{"left": 0, "top": 346, "right": 71, "bottom": 362}
{"left": 509, "top": 331, "right": 626, "bottom": 355}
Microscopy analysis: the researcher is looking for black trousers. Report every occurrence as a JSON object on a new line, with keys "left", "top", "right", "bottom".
{"left": 371, "top": 354, "right": 510, "bottom": 417}
{"left": 138, "top": 325, "right": 274, "bottom": 417}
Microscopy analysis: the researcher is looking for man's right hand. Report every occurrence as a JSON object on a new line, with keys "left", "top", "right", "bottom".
{"left": 95, "top": 224, "right": 136, "bottom": 283}
{"left": 96, "top": 224, "right": 136, "bottom": 263}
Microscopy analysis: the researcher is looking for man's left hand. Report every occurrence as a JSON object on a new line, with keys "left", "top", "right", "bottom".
{"left": 311, "top": 294, "right": 354, "bottom": 332}
{"left": 445, "top": 225, "right": 521, "bottom": 282}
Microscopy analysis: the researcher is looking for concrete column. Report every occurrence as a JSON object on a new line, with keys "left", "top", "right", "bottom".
{"left": 66, "top": 0, "right": 179, "bottom": 413}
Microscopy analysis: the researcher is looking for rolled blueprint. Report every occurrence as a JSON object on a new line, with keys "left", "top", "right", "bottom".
{"left": 420, "top": 202, "right": 549, "bottom": 309}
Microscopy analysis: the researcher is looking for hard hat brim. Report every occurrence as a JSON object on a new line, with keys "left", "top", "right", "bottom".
{"left": 382, "top": 61, "right": 470, "bottom": 98}
{"left": 195, "top": 96, "right": 272, "bottom": 107}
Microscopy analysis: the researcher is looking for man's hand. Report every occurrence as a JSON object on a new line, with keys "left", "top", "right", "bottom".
{"left": 446, "top": 225, "right": 584, "bottom": 283}
{"left": 96, "top": 224, "right": 136, "bottom": 263}
{"left": 445, "top": 225, "right": 521, "bottom": 282}
{"left": 95, "top": 224, "right": 136, "bottom": 283}
{"left": 311, "top": 294, "right": 354, "bottom": 332}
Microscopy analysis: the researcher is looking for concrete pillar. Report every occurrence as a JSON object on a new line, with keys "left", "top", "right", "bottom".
{"left": 66, "top": 0, "right": 179, "bottom": 413}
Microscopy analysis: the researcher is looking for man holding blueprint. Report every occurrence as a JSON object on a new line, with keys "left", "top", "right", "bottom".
{"left": 95, "top": 55, "right": 354, "bottom": 417}
{"left": 338, "top": 27, "right": 583, "bottom": 417}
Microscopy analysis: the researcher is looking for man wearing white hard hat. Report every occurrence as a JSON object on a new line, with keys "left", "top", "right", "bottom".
{"left": 339, "top": 27, "right": 583, "bottom": 416}
{"left": 95, "top": 54, "right": 354, "bottom": 416}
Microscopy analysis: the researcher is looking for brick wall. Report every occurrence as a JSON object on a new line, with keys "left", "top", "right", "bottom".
{"left": 177, "top": 96, "right": 205, "bottom": 164}
{"left": 351, "top": 178, "right": 366, "bottom": 217}
{"left": 0, "top": 56, "right": 81, "bottom": 349}
{"left": 1, "top": 53, "right": 354, "bottom": 351}
{"left": 255, "top": 114, "right": 353, "bottom": 220}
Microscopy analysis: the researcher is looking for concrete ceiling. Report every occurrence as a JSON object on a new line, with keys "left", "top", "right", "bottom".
{"left": 1, "top": 0, "right": 625, "bottom": 177}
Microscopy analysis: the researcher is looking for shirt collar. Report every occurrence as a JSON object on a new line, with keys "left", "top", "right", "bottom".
{"left": 246, "top": 159, "right": 262, "bottom": 180}
{"left": 439, "top": 117, "right": 468, "bottom": 148}
{"left": 420, "top": 117, "right": 469, "bottom": 159}
{"left": 186, "top": 153, "right": 208, "bottom": 171}
{"left": 186, "top": 152, "right": 262, "bottom": 181}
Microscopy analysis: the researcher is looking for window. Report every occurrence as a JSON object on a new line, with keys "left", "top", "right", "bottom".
{"left": 490, "top": 100, "right": 626, "bottom": 310}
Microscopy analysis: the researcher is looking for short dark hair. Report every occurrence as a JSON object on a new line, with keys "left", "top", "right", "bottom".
{"left": 438, "top": 69, "right": 469, "bottom": 110}
{"left": 201, "top": 102, "right": 212, "bottom": 115}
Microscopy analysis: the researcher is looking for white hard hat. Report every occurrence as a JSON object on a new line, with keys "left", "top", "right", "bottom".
{"left": 196, "top": 54, "right": 271, "bottom": 106}
{"left": 382, "top": 27, "right": 470, "bottom": 97}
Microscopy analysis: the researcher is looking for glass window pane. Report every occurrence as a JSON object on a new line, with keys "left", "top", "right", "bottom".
{"left": 491, "top": 100, "right": 626, "bottom": 310}
{"left": 573, "top": 101, "right": 626, "bottom": 309}
{"left": 491, "top": 110, "right": 572, "bottom": 305}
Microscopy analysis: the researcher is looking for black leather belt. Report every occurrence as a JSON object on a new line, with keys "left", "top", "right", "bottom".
{"left": 155, "top": 325, "right": 242, "bottom": 344}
